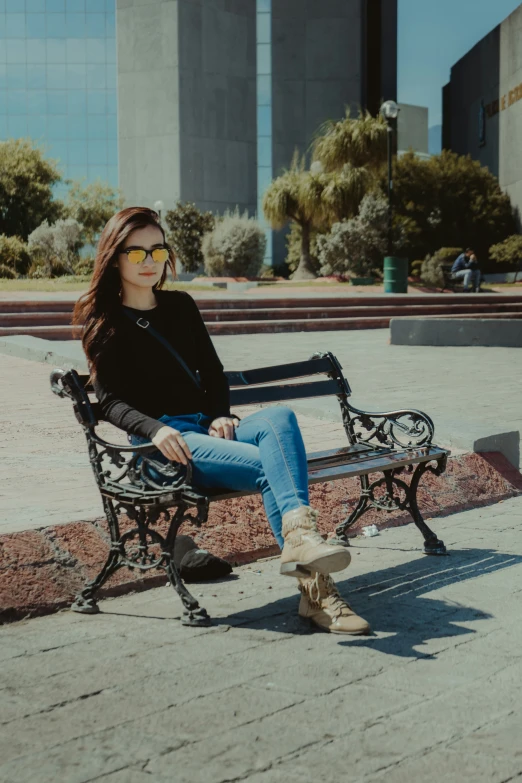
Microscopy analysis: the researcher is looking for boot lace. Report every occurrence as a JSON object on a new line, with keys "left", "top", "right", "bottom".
{"left": 301, "top": 573, "right": 353, "bottom": 618}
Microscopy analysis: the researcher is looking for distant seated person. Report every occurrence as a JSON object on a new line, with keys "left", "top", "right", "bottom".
{"left": 451, "top": 248, "right": 481, "bottom": 292}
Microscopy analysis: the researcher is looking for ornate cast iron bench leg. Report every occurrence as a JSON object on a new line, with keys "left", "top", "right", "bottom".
{"left": 406, "top": 459, "right": 447, "bottom": 556}
{"left": 162, "top": 504, "right": 211, "bottom": 627}
{"left": 71, "top": 497, "right": 211, "bottom": 626}
{"left": 335, "top": 461, "right": 447, "bottom": 556}
{"left": 71, "top": 497, "right": 123, "bottom": 614}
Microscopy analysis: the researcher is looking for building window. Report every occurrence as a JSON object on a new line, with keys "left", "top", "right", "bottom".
{"left": 0, "top": 0, "right": 117, "bottom": 188}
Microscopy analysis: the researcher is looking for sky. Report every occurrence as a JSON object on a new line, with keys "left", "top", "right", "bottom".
{"left": 398, "top": 0, "right": 522, "bottom": 132}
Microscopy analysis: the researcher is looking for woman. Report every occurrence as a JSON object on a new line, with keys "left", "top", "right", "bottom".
{"left": 73, "top": 207, "right": 370, "bottom": 635}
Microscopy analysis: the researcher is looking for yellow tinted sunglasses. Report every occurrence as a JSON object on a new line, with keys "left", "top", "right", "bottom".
{"left": 122, "top": 246, "right": 170, "bottom": 264}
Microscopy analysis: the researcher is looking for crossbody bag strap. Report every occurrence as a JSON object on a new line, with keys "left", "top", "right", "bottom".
{"left": 122, "top": 307, "right": 203, "bottom": 391}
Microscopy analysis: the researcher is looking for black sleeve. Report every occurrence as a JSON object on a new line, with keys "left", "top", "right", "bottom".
{"left": 180, "top": 292, "right": 231, "bottom": 419}
{"left": 93, "top": 347, "right": 165, "bottom": 441}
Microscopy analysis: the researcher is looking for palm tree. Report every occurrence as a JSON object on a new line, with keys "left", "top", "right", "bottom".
{"left": 263, "top": 155, "right": 370, "bottom": 279}
{"left": 311, "top": 109, "right": 388, "bottom": 173}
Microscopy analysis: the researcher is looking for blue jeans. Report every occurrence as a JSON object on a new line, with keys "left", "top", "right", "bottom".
{"left": 130, "top": 406, "right": 309, "bottom": 547}
{"left": 453, "top": 268, "right": 480, "bottom": 291}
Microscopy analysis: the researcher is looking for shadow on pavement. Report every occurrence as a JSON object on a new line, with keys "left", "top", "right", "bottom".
{"left": 217, "top": 548, "right": 522, "bottom": 658}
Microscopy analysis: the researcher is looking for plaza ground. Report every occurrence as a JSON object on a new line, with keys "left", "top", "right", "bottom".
{"left": 1, "top": 321, "right": 521, "bottom": 782}
{"left": 1, "top": 497, "right": 522, "bottom": 783}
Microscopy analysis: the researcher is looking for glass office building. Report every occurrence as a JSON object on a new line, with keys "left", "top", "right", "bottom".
{"left": 0, "top": 0, "right": 117, "bottom": 197}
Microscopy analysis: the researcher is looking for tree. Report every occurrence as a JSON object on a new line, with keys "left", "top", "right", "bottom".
{"left": 0, "top": 235, "right": 31, "bottom": 278}
{"left": 263, "top": 155, "right": 370, "bottom": 279}
{"left": 311, "top": 109, "right": 388, "bottom": 173}
{"left": 390, "top": 150, "right": 516, "bottom": 264}
{"left": 0, "top": 139, "right": 63, "bottom": 239}
{"left": 65, "top": 180, "right": 124, "bottom": 246}
{"left": 202, "top": 209, "right": 266, "bottom": 277}
{"left": 489, "top": 235, "right": 522, "bottom": 281}
{"left": 164, "top": 202, "right": 215, "bottom": 273}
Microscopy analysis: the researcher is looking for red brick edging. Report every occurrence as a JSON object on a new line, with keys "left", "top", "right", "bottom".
{"left": 1, "top": 452, "right": 520, "bottom": 623}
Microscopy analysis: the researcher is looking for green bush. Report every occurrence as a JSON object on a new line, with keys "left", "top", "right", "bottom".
{"left": 420, "top": 254, "right": 444, "bottom": 288}
{"left": 316, "top": 194, "right": 387, "bottom": 278}
{"left": 0, "top": 234, "right": 31, "bottom": 276}
{"left": 202, "top": 209, "right": 266, "bottom": 277}
{"left": 489, "top": 235, "right": 522, "bottom": 267}
{"left": 73, "top": 255, "right": 95, "bottom": 277}
{"left": 433, "top": 247, "right": 463, "bottom": 266}
{"left": 165, "top": 202, "right": 215, "bottom": 273}
{"left": 0, "top": 263, "right": 17, "bottom": 279}
{"left": 27, "top": 218, "right": 83, "bottom": 277}
{"left": 411, "top": 260, "right": 424, "bottom": 278}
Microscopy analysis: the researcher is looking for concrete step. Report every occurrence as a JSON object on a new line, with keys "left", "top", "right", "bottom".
{"left": 1, "top": 310, "right": 522, "bottom": 339}
{"left": 1, "top": 293, "right": 522, "bottom": 314}
{"left": 2, "top": 301, "right": 522, "bottom": 328}
{"left": 199, "top": 302, "right": 522, "bottom": 322}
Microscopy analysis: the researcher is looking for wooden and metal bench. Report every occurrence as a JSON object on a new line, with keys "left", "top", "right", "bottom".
{"left": 50, "top": 351, "right": 449, "bottom": 627}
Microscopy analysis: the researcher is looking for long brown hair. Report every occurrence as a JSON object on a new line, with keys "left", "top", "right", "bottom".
{"left": 73, "top": 206, "right": 176, "bottom": 382}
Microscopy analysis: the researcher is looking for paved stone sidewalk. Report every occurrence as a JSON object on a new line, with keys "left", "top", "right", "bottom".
{"left": 1, "top": 496, "right": 522, "bottom": 783}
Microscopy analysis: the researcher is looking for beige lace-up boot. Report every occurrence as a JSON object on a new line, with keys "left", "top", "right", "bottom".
{"left": 297, "top": 572, "right": 371, "bottom": 635}
{"left": 279, "top": 506, "right": 351, "bottom": 577}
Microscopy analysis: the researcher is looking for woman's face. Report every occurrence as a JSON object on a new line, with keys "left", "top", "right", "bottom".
{"left": 115, "top": 224, "right": 167, "bottom": 289}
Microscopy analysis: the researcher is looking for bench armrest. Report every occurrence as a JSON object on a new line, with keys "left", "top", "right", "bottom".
{"left": 88, "top": 430, "right": 193, "bottom": 491}
{"left": 346, "top": 402, "right": 435, "bottom": 449}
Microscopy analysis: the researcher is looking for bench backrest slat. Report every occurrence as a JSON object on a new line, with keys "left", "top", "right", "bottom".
{"left": 73, "top": 355, "right": 348, "bottom": 421}
{"left": 230, "top": 379, "right": 340, "bottom": 407}
{"left": 225, "top": 357, "right": 335, "bottom": 387}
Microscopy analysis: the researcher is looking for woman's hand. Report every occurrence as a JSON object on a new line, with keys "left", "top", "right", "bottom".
{"left": 208, "top": 417, "right": 238, "bottom": 440}
{"left": 152, "top": 426, "right": 192, "bottom": 464}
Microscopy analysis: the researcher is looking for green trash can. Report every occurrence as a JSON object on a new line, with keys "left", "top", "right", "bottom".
{"left": 384, "top": 256, "right": 408, "bottom": 293}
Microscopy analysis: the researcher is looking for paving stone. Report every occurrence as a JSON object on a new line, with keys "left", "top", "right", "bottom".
{"left": 1, "top": 499, "right": 522, "bottom": 782}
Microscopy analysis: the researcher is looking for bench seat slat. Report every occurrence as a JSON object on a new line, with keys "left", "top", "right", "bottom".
{"left": 205, "top": 446, "right": 447, "bottom": 501}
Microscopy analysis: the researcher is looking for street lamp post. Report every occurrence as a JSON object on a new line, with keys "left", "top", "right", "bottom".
{"left": 153, "top": 199, "right": 164, "bottom": 223}
{"left": 379, "top": 100, "right": 408, "bottom": 294}
{"left": 380, "top": 100, "right": 399, "bottom": 257}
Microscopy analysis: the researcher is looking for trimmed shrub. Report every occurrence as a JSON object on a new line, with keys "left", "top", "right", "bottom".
{"left": 433, "top": 247, "right": 463, "bottom": 266}
{"left": 420, "top": 254, "right": 445, "bottom": 288}
{"left": 0, "top": 234, "right": 31, "bottom": 276}
{"left": 317, "top": 194, "right": 387, "bottom": 278}
{"left": 28, "top": 218, "right": 83, "bottom": 277}
{"left": 202, "top": 209, "right": 266, "bottom": 277}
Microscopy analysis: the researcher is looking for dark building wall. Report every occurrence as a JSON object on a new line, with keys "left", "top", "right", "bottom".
{"left": 442, "top": 82, "right": 452, "bottom": 150}
{"left": 363, "top": 0, "right": 398, "bottom": 115}
{"left": 178, "top": 0, "right": 257, "bottom": 214}
{"left": 379, "top": 0, "right": 398, "bottom": 104}
{"left": 271, "top": 0, "right": 365, "bottom": 180}
{"left": 444, "top": 25, "right": 501, "bottom": 177}
{"left": 270, "top": 0, "right": 397, "bottom": 264}
{"left": 271, "top": 0, "right": 397, "bottom": 178}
